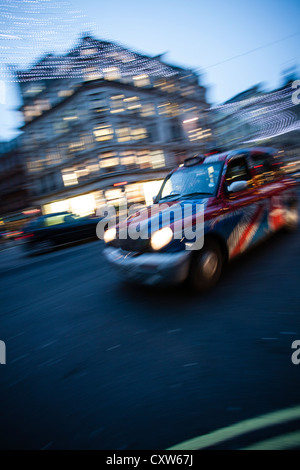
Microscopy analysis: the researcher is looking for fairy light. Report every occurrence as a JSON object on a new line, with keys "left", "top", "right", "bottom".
{"left": 213, "top": 84, "right": 300, "bottom": 143}
{"left": 0, "top": 0, "right": 188, "bottom": 85}
{"left": 0, "top": 0, "right": 97, "bottom": 82}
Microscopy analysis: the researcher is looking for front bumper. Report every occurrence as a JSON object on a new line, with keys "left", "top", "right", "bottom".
{"left": 103, "top": 247, "right": 192, "bottom": 286}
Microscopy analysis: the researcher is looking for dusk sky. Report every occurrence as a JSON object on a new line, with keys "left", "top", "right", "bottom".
{"left": 0, "top": 0, "right": 299, "bottom": 140}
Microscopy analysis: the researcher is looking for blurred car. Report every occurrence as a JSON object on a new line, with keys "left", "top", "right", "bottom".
{"left": 103, "top": 147, "right": 299, "bottom": 291}
{"left": 20, "top": 212, "right": 102, "bottom": 254}
{"left": 282, "top": 158, "right": 300, "bottom": 180}
{"left": 4, "top": 230, "right": 23, "bottom": 240}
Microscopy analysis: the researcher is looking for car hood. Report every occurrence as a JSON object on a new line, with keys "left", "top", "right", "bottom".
{"left": 117, "top": 198, "right": 211, "bottom": 236}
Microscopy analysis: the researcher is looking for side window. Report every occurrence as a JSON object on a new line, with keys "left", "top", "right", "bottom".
{"left": 251, "top": 153, "right": 276, "bottom": 185}
{"left": 44, "top": 215, "right": 67, "bottom": 227}
{"left": 225, "top": 157, "right": 251, "bottom": 188}
{"left": 251, "top": 152, "right": 279, "bottom": 185}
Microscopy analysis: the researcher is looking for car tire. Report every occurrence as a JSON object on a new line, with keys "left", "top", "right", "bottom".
{"left": 189, "top": 239, "right": 224, "bottom": 292}
{"left": 284, "top": 203, "right": 299, "bottom": 232}
{"left": 37, "top": 239, "right": 54, "bottom": 254}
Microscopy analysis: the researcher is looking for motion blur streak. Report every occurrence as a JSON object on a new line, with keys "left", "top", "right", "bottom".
{"left": 241, "top": 431, "right": 300, "bottom": 450}
{"left": 167, "top": 405, "right": 300, "bottom": 450}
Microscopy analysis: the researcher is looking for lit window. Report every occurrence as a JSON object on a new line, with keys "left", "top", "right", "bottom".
{"left": 35, "top": 99, "right": 51, "bottom": 111}
{"left": 110, "top": 94, "right": 125, "bottom": 113}
{"left": 103, "top": 67, "right": 121, "bottom": 81}
{"left": 124, "top": 96, "right": 141, "bottom": 111}
{"left": 68, "top": 140, "right": 85, "bottom": 152}
{"left": 63, "top": 115, "right": 77, "bottom": 121}
{"left": 125, "top": 183, "right": 143, "bottom": 203}
{"left": 161, "top": 82, "right": 176, "bottom": 93}
{"left": 75, "top": 166, "right": 89, "bottom": 180}
{"left": 93, "top": 125, "right": 114, "bottom": 141}
{"left": 24, "top": 85, "right": 44, "bottom": 96}
{"left": 81, "top": 48, "right": 97, "bottom": 56}
{"left": 99, "top": 152, "right": 119, "bottom": 169}
{"left": 151, "top": 150, "right": 165, "bottom": 169}
{"left": 62, "top": 169, "right": 78, "bottom": 186}
{"left": 87, "top": 159, "right": 100, "bottom": 173}
{"left": 131, "top": 127, "right": 147, "bottom": 140}
{"left": 120, "top": 151, "right": 136, "bottom": 167}
{"left": 84, "top": 69, "right": 102, "bottom": 81}
{"left": 105, "top": 188, "right": 122, "bottom": 204}
{"left": 158, "top": 102, "right": 179, "bottom": 117}
{"left": 116, "top": 127, "right": 131, "bottom": 142}
{"left": 58, "top": 90, "right": 74, "bottom": 98}
{"left": 141, "top": 102, "right": 155, "bottom": 117}
{"left": 137, "top": 150, "right": 151, "bottom": 169}
{"left": 99, "top": 158, "right": 119, "bottom": 168}
{"left": 133, "top": 74, "right": 150, "bottom": 87}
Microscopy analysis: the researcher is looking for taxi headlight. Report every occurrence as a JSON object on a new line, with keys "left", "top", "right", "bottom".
{"left": 104, "top": 227, "right": 116, "bottom": 243}
{"left": 150, "top": 227, "right": 173, "bottom": 251}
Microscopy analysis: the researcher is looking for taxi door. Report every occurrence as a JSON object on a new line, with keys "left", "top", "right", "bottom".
{"left": 249, "top": 150, "right": 287, "bottom": 233}
{"left": 221, "top": 154, "right": 268, "bottom": 259}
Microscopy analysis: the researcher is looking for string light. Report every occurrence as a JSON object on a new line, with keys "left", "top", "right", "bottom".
{"left": 213, "top": 84, "right": 300, "bottom": 142}
{"left": 0, "top": 0, "right": 192, "bottom": 85}
{"left": 0, "top": 0, "right": 96, "bottom": 81}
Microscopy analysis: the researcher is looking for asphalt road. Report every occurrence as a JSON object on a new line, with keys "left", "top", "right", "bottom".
{"left": 0, "top": 226, "right": 300, "bottom": 450}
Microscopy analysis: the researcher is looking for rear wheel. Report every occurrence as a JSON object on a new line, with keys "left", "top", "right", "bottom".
{"left": 189, "top": 240, "right": 224, "bottom": 292}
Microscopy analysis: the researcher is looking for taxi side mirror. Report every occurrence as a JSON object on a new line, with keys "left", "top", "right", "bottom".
{"left": 152, "top": 195, "right": 158, "bottom": 204}
{"left": 227, "top": 180, "right": 248, "bottom": 193}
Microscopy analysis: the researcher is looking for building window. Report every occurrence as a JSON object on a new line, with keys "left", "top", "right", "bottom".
{"left": 151, "top": 150, "right": 165, "bottom": 169}
{"left": 131, "top": 127, "right": 147, "bottom": 141}
{"left": 110, "top": 94, "right": 125, "bottom": 113}
{"left": 103, "top": 67, "right": 121, "bottom": 81}
{"left": 116, "top": 127, "right": 131, "bottom": 142}
{"left": 116, "top": 126, "right": 147, "bottom": 142}
{"left": 124, "top": 96, "right": 141, "bottom": 112}
{"left": 58, "top": 89, "right": 74, "bottom": 98}
{"left": 140, "top": 102, "right": 155, "bottom": 117}
{"left": 136, "top": 150, "right": 152, "bottom": 169}
{"left": 62, "top": 168, "right": 78, "bottom": 186}
{"left": 133, "top": 74, "right": 150, "bottom": 87}
{"left": 120, "top": 151, "right": 136, "bottom": 168}
{"left": 93, "top": 125, "right": 114, "bottom": 141}
{"left": 99, "top": 152, "right": 119, "bottom": 170}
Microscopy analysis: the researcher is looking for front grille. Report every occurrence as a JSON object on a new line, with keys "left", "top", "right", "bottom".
{"left": 110, "top": 236, "right": 151, "bottom": 253}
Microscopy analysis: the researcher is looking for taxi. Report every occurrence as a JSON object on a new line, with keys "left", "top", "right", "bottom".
{"left": 103, "top": 147, "right": 298, "bottom": 290}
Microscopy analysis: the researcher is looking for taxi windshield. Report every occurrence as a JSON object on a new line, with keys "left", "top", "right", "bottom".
{"left": 159, "top": 162, "right": 223, "bottom": 201}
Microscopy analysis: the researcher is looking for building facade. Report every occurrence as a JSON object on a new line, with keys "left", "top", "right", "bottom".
{"left": 16, "top": 35, "right": 213, "bottom": 216}
{"left": 0, "top": 136, "right": 29, "bottom": 217}
{"left": 211, "top": 80, "right": 300, "bottom": 160}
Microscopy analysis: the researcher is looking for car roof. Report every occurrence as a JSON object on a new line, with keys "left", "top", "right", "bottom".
{"left": 190, "top": 147, "right": 279, "bottom": 166}
{"left": 41, "top": 212, "right": 70, "bottom": 218}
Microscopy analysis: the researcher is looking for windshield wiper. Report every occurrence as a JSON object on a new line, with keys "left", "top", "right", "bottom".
{"left": 159, "top": 193, "right": 181, "bottom": 201}
{"left": 180, "top": 191, "right": 212, "bottom": 198}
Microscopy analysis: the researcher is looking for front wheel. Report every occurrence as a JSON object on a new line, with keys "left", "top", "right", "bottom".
{"left": 284, "top": 204, "right": 299, "bottom": 232}
{"left": 37, "top": 239, "right": 55, "bottom": 254}
{"left": 189, "top": 240, "right": 224, "bottom": 292}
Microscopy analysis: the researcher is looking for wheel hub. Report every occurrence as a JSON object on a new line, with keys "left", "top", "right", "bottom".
{"left": 201, "top": 251, "right": 218, "bottom": 279}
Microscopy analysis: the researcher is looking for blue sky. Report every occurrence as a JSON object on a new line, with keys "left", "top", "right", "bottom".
{"left": 0, "top": 0, "right": 299, "bottom": 140}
